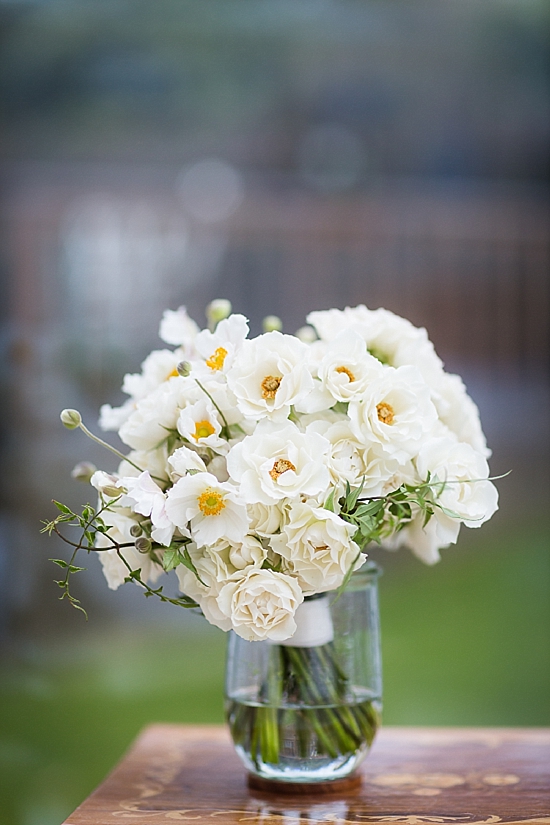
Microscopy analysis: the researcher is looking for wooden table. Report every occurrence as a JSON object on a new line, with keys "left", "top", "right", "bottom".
{"left": 62, "top": 725, "right": 550, "bottom": 825}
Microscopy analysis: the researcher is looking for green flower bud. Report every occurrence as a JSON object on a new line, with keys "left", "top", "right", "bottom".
{"left": 102, "top": 485, "right": 124, "bottom": 498}
{"left": 206, "top": 298, "right": 232, "bottom": 329}
{"left": 295, "top": 325, "right": 317, "bottom": 344}
{"left": 71, "top": 461, "right": 97, "bottom": 483}
{"left": 135, "top": 537, "right": 152, "bottom": 554}
{"left": 262, "top": 315, "right": 283, "bottom": 333}
{"left": 177, "top": 361, "right": 192, "bottom": 377}
{"left": 129, "top": 523, "right": 143, "bottom": 538}
{"left": 60, "top": 409, "right": 82, "bottom": 429}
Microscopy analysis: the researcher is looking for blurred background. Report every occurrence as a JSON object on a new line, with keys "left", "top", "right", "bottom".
{"left": 0, "top": 1, "right": 548, "bottom": 823}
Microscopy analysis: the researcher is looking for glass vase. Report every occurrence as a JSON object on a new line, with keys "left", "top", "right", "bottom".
{"left": 225, "top": 563, "right": 382, "bottom": 786}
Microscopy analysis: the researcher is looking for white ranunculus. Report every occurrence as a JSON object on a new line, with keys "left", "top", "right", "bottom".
{"left": 226, "top": 331, "right": 313, "bottom": 421}
{"left": 119, "top": 471, "right": 177, "bottom": 547}
{"left": 194, "top": 313, "right": 249, "bottom": 376}
{"left": 226, "top": 420, "right": 331, "bottom": 504}
{"left": 165, "top": 472, "right": 249, "bottom": 546}
{"left": 177, "top": 398, "right": 228, "bottom": 454}
{"left": 217, "top": 568, "right": 304, "bottom": 641}
{"left": 159, "top": 305, "right": 200, "bottom": 350}
{"left": 317, "top": 329, "right": 384, "bottom": 402}
{"left": 433, "top": 372, "right": 490, "bottom": 458}
{"left": 416, "top": 437, "right": 498, "bottom": 528}
{"left": 348, "top": 366, "right": 438, "bottom": 461}
{"left": 272, "top": 502, "right": 364, "bottom": 594}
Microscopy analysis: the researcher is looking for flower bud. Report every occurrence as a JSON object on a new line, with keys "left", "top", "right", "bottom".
{"left": 102, "top": 485, "right": 124, "bottom": 498}
{"left": 206, "top": 298, "right": 232, "bottom": 329}
{"left": 135, "top": 537, "right": 152, "bottom": 554}
{"left": 177, "top": 360, "right": 192, "bottom": 377}
{"left": 295, "top": 325, "right": 317, "bottom": 344}
{"left": 71, "top": 461, "right": 97, "bottom": 483}
{"left": 60, "top": 409, "right": 82, "bottom": 429}
{"left": 129, "top": 523, "right": 143, "bottom": 538}
{"left": 262, "top": 315, "right": 283, "bottom": 333}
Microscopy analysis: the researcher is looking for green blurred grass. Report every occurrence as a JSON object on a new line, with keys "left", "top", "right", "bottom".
{"left": 0, "top": 515, "right": 548, "bottom": 825}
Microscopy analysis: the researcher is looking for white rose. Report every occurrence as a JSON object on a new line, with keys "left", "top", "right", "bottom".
{"left": 416, "top": 437, "right": 498, "bottom": 528}
{"left": 165, "top": 472, "right": 249, "bottom": 547}
{"left": 226, "top": 419, "right": 331, "bottom": 504}
{"left": 348, "top": 366, "right": 438, "bottom": 461}
{"left": 317, "top": 329, "right": 384, "bottom": 402}
{"left": 227, "top": 331, "right": 313, "bottom": 421}
{"left": 119, "top": 378, "right": 201, "bottom": 451}
{"left": 217, "top": 568, "right": 304, "bottom": 642}
{"left": 176, "top": 545, "right": 234, "bottom": 633}
{"left": 433, "top": 373, "right": 490, "bottom": 458}
{"left": 398, "top": 510, "right": 461, "bottom": 565}
{"left": 247, "top": 501, "right": 284, "bottom": 536}
{"left": 168, "top": 446, "right": 207, "bottom": 481}
{"left": 272, "top": 501, "right": 364, "bottom": 593}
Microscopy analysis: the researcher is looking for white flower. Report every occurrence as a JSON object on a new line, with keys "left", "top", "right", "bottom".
{"left": 119, "top": 471, "right": 177, "bottom": 546}
{"left": 434, "top": 373, "right": 490, "bottom": 458}
{"left": 226, "top": 420, "right": 331, "bottom": 504}
{"left": 99, "top": 399, "right": 135, "bottom": 432}
{"left": 159, "top": 305, "right": 200, "bottom": 350}
{"left": 227, "top": 331, "right": 313, "bottom": 421}
{"left": 177, "top": 398, "right": 228, "bottom": 454}
{"left": 272, "top": 501, "right": 364, "bottom": 594}
{"left": 165, "top": 472, "right": 249, "bottom": 546}
{"left": 217, "top": 568, "right": 304, "bottom": 641}
{"left": 167, "top": 446, "right": 207, "bottom": 481}
{"left": 194, "top": 313, "right": 249, "bottom": 376}
{"left": 398, "top": 510, "right": 461, "bottom": 565}
{"left": 348, "top": 366, "right": 438, "bottom": 461}
{"left": 416, "top": 437, "right": 498, "bottom": 528}
{"left": 122, "top": 349, "right": 183, "bottom": 403}
{"left": 247, "top": 501, "right": 284, "bottom": 536}
{"left": 317, "top": 330, "right": 384, "bottom": 402}
{"left": 95, "top": 508, "right": 163, "bottom": 590}
{"left": 175, "top": 545, "right": 235, "bottom": 632}
{"left": 118, "top": 378, "right": 200, "bottom": 451}
{"left": 118, "top": 447, "right": 171, "bottom": 483}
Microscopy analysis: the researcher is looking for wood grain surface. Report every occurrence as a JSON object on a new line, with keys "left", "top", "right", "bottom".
{"left": 62, "top": 725, "right": 550, "bottom": 825}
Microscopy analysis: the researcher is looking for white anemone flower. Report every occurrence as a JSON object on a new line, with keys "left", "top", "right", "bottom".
{"left": 226, "top": 420, "right": 331, "bottom": 504}
{"left": 226, "top": 331, "right": 313, "bottom": 421}
{"left": 158, "top": 305, "right": 200, "bottom": 351}
{"left": 119, "top": 471, "right": 177, "bottom": 547}
{"left": 217, "top": 568, "right": 304, "bottom": 642}
{"left": 95, "top": 508, "right": 163, "bottom": 590}
{"left": 194, "top": 313, "right": 249, "bottom": 376}
{"left": 122, "top": 349, "right": 183, "bottom": 403}
{"left": 167, "top": 446, "right": 207, "bottom": 481}
{"left": 272, "top": 501, "right": 364, "bottom": 594}
{"left": 165, "top": 472, "right": 249, "bottom": 546}
{"left": 348, "top": 365, "right": 438, "bottom": 462}
{"left": 177, "top": 398, "right": 228, "bottom": 454}
{"left": 118, "top": 377, "right": 201, "bottom": 451}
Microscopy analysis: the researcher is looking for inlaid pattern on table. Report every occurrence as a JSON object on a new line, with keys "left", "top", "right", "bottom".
{"left": 63, "top": 725, "right": 550, "bottom": 825}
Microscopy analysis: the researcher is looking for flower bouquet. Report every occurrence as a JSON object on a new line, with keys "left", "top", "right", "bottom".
{"left": 45, "top": 300, "right": 498, "bottom": 784}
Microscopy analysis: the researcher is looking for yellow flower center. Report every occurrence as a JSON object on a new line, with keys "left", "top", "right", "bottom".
{"left": 335, "top": 365, "right": 355, "bottom": 382}
{"left": 193, "top": 420, "right": 216, "bottom": 441}
{"left": 261, "top": 375, "right": 282, "bottom": 399}
{"left": 166, "top": 368, "right": 180, "bottom": 379}
{"left": 269, "top": 458, "right": 296, "bottom": 481}
{"left": 377, "top": 402, "right": 395, "bottom": 425}
{"left": 198, "top": 488, "right": 226, "bottom": 516}
{"left": 206, "top": 346, "right": 228, "bottom": 371}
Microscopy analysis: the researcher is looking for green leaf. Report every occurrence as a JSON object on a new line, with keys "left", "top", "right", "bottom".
{"left": 324, "top": 488, "right": 337, "bottom": 513}
{"left": 181, "top": 546, "right": 207, "bottom": 587}
{"left": 53, "top": 501, "right": 73, "bottom": 515}
{"left": 162, "top": 547, "right": 185, "bottom": 572}
{"left": 68, "top": 565, "right": 86, "bottom": 574}
{"left": 50, "top": 558, "right": 68, "bottom": 569}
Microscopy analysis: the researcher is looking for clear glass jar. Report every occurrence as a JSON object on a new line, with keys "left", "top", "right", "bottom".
{"left": 225, "top": 563, "right": 382, "bottom": 784}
